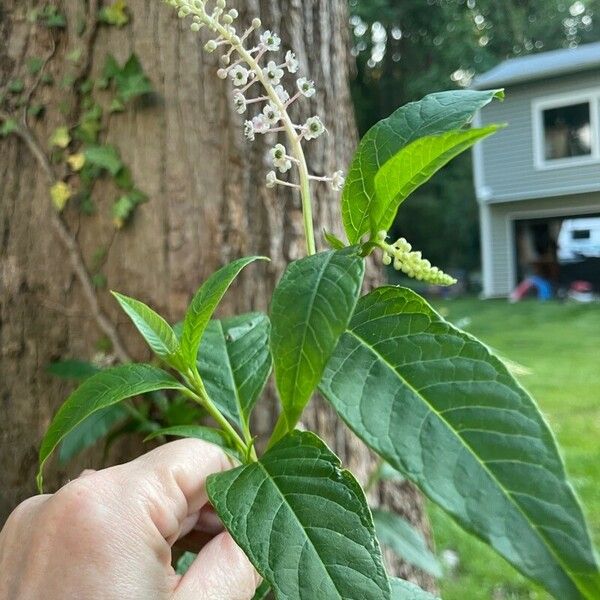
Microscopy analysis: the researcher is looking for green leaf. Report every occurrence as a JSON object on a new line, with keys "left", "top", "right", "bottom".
{"left": 144, "top": 425, "right": 242, "bottom": 462}
{"left": 38, "top": 364, "right": 185, "bottom": 491}
{"left": 198, "top": 313, "right": 272, "bottom": 431}
{"left": 115, "top": 54, "right": 153, "bottom": 102}
{"left": 180, "top": 257, "right": 267, "bottom": 367}
{"left": 373, "top": 125, "right": 501, "bottom": 234}
{"left": 380, "top": 462, "right": 405, "bottom": 483}
{"left": 112, "top": 291, "right": 180, "bottom": 366}
{"left": 373, "top": 509, "right": 442, "bottom": 578}
{"left": 323, "top": 230, "right": 346, "bottom": 250}
{"left": 8, "top": 79, "right": 25, "bottom": 94}
{"left": 390, "top": 578, "right": 440, "bottom": 600}
{"left": 252, "top": 581, "right": 271, "bottom": 600}
{"left": 46, "top": 359, "right": 100, "bottom": 380}
{"left": 320, "top": 287, "right": 600, "bottom": 599}
{"left": 0, "top": 118, "right": 18, "bottom": 137}
{"left": 84, "top": 144, "right": 122, "bottom": 175}
{"left": 98, "top": 0, "right": 129, "bottom": 27}
{"left": 207, "top": 431, "right": 391, "bottom": 600}
{"left": 112, "top": 189, "right": 147, "bottom": 228}
{"left": 58, "top": 404, "right": 127, "bottom": 464}
{"left": 49, "top": 126, "right": 71, "bottom": 149}
{"left": 27, "top": 56, "right": 45, "bottom": 75}
{"left": 342, "top": 89, "right": 503, "bottom": 243}
{"left": 270, "top": 249, "right": 365, "bottom": 429}
{"left": 176, "top": 551, "right": 196, "bottom": 575}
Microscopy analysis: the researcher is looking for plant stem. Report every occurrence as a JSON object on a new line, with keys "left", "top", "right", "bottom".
{"left": 184, "top": 368, "right": 253, "bottom": 460}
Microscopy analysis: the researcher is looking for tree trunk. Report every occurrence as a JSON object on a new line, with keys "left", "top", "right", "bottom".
{"left": 0, "top": 0, "right": 434, "bottom": 589}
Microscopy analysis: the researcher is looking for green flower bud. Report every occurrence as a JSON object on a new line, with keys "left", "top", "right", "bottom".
{"left": 204, "top": 39, "right": 218, "bottom": 52}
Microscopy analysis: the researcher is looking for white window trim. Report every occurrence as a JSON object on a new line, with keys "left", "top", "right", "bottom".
{"left": 531, "top": 87, "right": 600, "bottom": 171}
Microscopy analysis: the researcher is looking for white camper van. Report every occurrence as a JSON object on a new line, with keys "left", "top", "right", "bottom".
{"left": 557, "top": 217, "right": 600, "bottom": 263}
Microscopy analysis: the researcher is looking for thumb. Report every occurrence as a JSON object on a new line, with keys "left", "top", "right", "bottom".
{"left": 174, "top": 531, "right": 260, "bottom": 600}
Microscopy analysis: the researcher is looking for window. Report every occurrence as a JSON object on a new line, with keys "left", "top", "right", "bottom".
{"left": 572, "top": 229, "right": 591, "bottom": 240}
{"left": 532, "top": 90, "right": 600, "bottom": 170}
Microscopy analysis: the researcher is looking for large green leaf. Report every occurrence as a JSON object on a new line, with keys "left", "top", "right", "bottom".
{"left": 180, "top": 256, "right": 267, "bottom": 367}
{"left": 207, "top": 431, "right": 390, "bottom": 600}
{"left": 270, "top": 249, "right": 364, "bottom": 429}
{"left": 112, "top": 291, "right": 180, "bottom": 366}
{"left": 58, "top": 404, "right": 127, "bottom": 464}
{"left": 46, "top": 359, "right": 100, "bottom": 380}
{"left": 373, "top": 509, "right": 442, "bottom": 578}
{"left": 390, "top": 578, "right": 440, "bottom": 600}
{"left": 373, "top": 125, "right": 501, "bottom": 234}
{"left": 320, "top": 287, "right": 600, "bottom": 599}
{"left": 38, "top": 364, "right": 185, "bottom": 490}
{"left": 198, "top": 313, "right": 271, "bottom": 431}
{"left": 252, "top": 581, "right": 271, "bottom": 600}
{"left": 342, "top": 89, "right": 503, "bottom": 243}
{"left": 144, "top": 425, "right": 242, "bottom": 462}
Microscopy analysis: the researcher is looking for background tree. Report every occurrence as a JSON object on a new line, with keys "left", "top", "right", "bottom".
{"left": 0, "top": 0, "right": 435, "bottom": 588}
{"left": 350, "top": 0, "right": 600, "bottom": 276}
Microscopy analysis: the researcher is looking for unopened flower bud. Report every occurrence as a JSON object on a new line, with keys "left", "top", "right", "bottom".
{"left": 252, "top": 17, "right": 262, "bottom": 28}
{"left": 382, "top": 253, "right": 392, "bottom": 266}
{"left": 190, "top": 22, "right": 201, "bottom": 32}
{"left": 204, "top": 40, "right": 218, "bottom": 52}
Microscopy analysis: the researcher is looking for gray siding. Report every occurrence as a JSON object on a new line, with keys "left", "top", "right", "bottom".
{"left": 483, "top": 192, "right": 600, "bottom": 297}
{"left": 477, "top": 70, "right": 600, "bottom": 203}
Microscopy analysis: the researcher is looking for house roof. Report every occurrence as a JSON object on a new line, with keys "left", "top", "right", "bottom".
{"left": 472, "top": 41, "right": 600, "bottom": 89}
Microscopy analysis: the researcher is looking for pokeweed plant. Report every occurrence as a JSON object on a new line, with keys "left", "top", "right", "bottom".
{"left": 37, "top": 1, "right": 600, "bottom": 599}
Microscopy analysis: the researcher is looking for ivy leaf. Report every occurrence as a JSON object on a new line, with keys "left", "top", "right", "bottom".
{"left": 373, "top": 124, "right": 501, "bottom": 234}
{"left": 323, "top": 230, "right": 346, "bottom": 250}
{"left": 112, "top": 189, "right": 147, "bottom": 228}
{"left": 198, "top": 313, "right": 272, "bottom": 431}
{"left": 27, "top": 57, "right": 45, "bottom": 75}
{"left": 37, "top": 364, "right": 186, "bottom": 491}
{"left": 341, "top": 89, "right": 503, "bottom": 243}
{"left": 74, "top": 104, "right": 103, "bottom": 144}
{"left": 207, "top": 431, "right": 391, "bottom": 600}
{"left": 46, "top": 360, "right": 100, "bottom": 380}
{"left": 84, "top": 144, "right": 122, "bottom": 175}
{"left": 320, "top": 287, "right": 600, "bottom": 599}
{"left": 373, "top": 509, "right": 442, "bottom": 578}
{"left": 270, "top": 248, "right": 364, "bottom": 430}
{"left": 8, "top": 79, "right": 24, "bottom": 94}
{"left": 98, "top": 0, "right": 130, "bottom": 27}
{"left": 390, "top": 578, "right": 440, "bottom": 600}
{"left": 116, "top": 54, "right": 153, "bottom": 102}
{"left": 112, "top": 291, "right": 181, "bottom": 367}
{"left": 144, "top": 425, "right": 242, "bottom": 462}
{"left": 58, "top": 404, "right": 128, "bottom": 465}
{"left": 0, "top": 118, "right": 19, "bottom": 137}
{"left": 50, "top": 181, "right": 72, "bottom": 212}
{"left": 49, "top": 126, "right": 71, "bottom": 149}
{"left": 179, "top": 257, "right": 268, "bottom": 368}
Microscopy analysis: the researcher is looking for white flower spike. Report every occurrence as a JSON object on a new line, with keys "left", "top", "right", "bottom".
{"left": 230, "top": 65, "right": 250, "bottom": 86}
{"left": 263, "top": 103, "right": 281, "bottom": 125}
{"left": 260, "top": 30, "right": 281, "bottom": 52}
{"left": 252, "top": 114, "right": 271, "bottom": 134}
{"left": 303, "top": 116, "right": 325, "bottom": 140}
{"left": 263, "top": 61, "right": 285, "bottom": 86}
{"left": 271, "top": 144, "right": 292, "bottom": 173}
{"left": 297, "top": 77, "right": 316, "bottom": 98}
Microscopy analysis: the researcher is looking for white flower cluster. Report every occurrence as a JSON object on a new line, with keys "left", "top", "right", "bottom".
{"left": 376, "top": 231, "right": 457, "bottom": 286}
{"left": 166, "top": 0, "right": 344, "bottom": 195}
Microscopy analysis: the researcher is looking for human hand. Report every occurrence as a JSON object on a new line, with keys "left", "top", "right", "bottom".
{"left": 0, "top": 440, "right": 259, "bottom": 600}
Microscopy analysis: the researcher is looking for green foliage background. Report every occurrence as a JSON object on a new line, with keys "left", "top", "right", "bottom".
{"left": 349, "top": 0, "right": 600, "bottom": 275}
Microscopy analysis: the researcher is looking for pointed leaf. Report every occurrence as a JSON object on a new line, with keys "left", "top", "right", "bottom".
{"left": 270, "top": 249, "right": 364, "bottom": 428}
{"left": 320, "top": 287, "right": 600, "bottom": 599}
{"left": 112, "top": 291, "right": 180, "bottom": 365}
{"left": 391, "top": 578, "right": 440, "bottom": 600}
{"left": 38, "top": 364, "right": 185, "bottom": 490}
{"left": 342, "top": 89, "right": 503, "bottom": 243}
{"left": 58, "top": 404, "right": 127, "bottom": 464}
{"left": 207, "top": 431, "right": 391, "bottom": 600}
{"left": 144, "top": 425, "right": 242, "bottom": 462}
{"left": 252, "top": 581, "right": 271, "bottom": 600}
{"left": 198, "top": 313, "right": 272, "bottom": 430}
{"left": 373, "top": 509, "right": 442, "bottom": 578}
{"left": 47, "top": 360, "right": 100, "bottom": 380}
{"left": 180, "top": 257, "right": 268, "bottom": 367}
{"left": 373, "top": 125, "right": 501, "bottom": 234}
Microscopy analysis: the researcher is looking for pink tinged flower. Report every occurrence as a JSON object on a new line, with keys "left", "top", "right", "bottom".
{"left": 260, "top": 30, "right": 281, "bottom": 52}
{"left": 252, "top": 114, "right": 271, "bottom": 134}
{"left": 303, "top": 116, "right": 325, "bottom": 140}
{"left": 263, "top": 61, "right": 285, "bottom": 86}
{"left": 297, "top": 77, "right": 316, "bottom": 98}
{"left": 285, "top": 51, "right": 299, "bottom": 73}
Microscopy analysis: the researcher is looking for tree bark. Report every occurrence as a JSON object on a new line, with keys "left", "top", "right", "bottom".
{"left": 0, "top": 0, "right": 434, "bottom": 589}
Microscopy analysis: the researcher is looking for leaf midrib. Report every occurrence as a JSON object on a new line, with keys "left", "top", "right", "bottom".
{"left": 345, "top": 327, "right": 582, "bottom": 594}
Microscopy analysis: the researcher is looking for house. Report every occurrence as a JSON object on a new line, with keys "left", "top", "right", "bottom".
{"left": 472, "top": 42, "right": 600, "bottom": 298}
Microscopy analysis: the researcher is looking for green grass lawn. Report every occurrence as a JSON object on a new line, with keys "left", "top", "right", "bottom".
{"left": 428, "top": 298, "right": 600, "bottom": 600}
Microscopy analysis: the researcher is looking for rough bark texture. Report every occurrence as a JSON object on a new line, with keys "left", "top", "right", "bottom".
{"left": 0, "top": 0, "right": 434, "bottom": 590}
